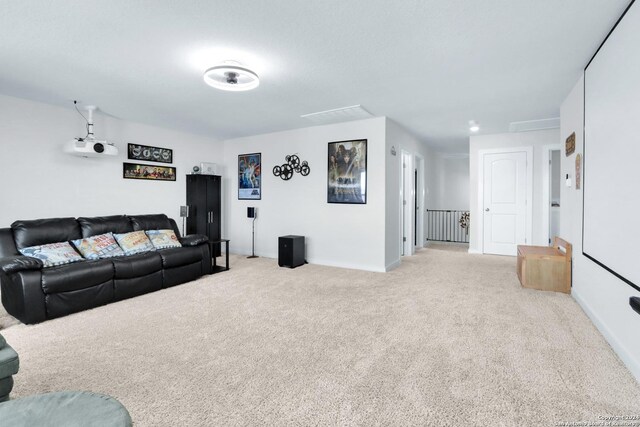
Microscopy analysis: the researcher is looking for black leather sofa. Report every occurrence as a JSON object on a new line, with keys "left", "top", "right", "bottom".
{"left": 0, "top": 214, "right": 211, "bottom": 324}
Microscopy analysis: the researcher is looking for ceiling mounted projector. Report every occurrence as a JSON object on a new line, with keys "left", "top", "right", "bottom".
{"left": 64, "top": 104, "right": 119, "bottom": 158}
{"left": 203, "top": 61, "right": 259, "bottom": 92}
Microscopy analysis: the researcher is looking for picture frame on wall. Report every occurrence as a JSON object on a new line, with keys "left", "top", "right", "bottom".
{"left": 128, "top": 143, "right": 173, "bottom": 164}
{"left": 238, "top": 153, "right": 262, "bottom": 200}
{"left": 565, "top": 132, "right": 576, "bottom": 156}
{"left": 327, "top": 139, "right": 367, "bottom": 204}
{"left": 123, "top": 162, "right": 176, "bottom": 181}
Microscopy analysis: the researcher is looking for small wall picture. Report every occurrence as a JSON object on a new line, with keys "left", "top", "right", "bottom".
{"left": 328, "top": 139, "right": 367, "bottom": 204}
{"left": 128, "top": 143, "right": 173, "bottom": 164}
{"left": 238, "top": 153, "right": 261, "bottom": 200}
{"left": 123, "top": 163, "right": 176, "bottom": 181}
{"left": 565, "top": 132, "right": 576, "bottom": 156}
{"left": 576, "top": 153, "right": 582, "bottom": 190}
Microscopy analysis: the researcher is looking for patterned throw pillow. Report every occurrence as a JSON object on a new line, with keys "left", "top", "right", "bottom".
{"left": 145, "top": 229, "right": 182, "bottom": 250}
{"left": 19, "top": 241, "right": 84, "bottom": 267}
{"left": 72, "top": 233, "right": 125, "bottom": 260}
{"left": 113, "top": 230, "right": 155, "bottom": 255}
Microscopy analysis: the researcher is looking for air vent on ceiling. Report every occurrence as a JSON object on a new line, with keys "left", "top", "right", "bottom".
{"left": 509, "top": 118, "right": 560, "bottom": 133}
{"left": 301, "top": 105, "right": 373, "bottom": 125}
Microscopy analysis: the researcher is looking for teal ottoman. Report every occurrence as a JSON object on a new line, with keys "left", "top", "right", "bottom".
{"left": 0, "top": 334, "right": 19, "bottom": 402}
{"left": 0, "top": 391, "right": 132, "bottom": 427}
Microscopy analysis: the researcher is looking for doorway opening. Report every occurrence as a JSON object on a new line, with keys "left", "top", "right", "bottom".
{"left": 401, "top": 150, "right": 414, "bottom": 257}
{"left": 542, "top": 145, "right": 562, "bottom": 246}
{"left": 414, "top": 154, "right": 425, "bottom": 250}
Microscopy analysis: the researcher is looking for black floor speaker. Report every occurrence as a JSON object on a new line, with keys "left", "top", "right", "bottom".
{"left": 278, "top": 235, "right": 305, "bottom": 268}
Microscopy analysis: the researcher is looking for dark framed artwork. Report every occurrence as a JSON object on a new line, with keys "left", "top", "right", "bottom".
{"left": 123, "top": 163, "right": 176, "bottom": 181}
{"left": 327, "top": 139, "right": 367, "bottom": 204}
{"left": 128, "top": 143, "right": 173, "bottom": 164}
{"left": 238, "top": 153, "right": 262, "bottom": 200}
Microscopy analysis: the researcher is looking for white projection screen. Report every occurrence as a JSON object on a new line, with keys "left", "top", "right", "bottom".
{"left": 583, "top": 0, "right": 640, "bottom": 291}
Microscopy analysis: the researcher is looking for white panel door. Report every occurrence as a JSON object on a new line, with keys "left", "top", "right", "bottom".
{"left": 483, "top": 152, "right": 527, "bottom": 256}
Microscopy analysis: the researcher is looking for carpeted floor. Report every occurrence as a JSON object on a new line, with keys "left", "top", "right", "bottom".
{"left": 2, "top": 245, "right": 640, "bottom": 426}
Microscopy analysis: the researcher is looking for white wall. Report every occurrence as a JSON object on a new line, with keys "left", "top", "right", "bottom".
{"left": 432, "top": 154, "right": 470, "bottom": 211}
{"left": 560, "top": 77, "right": 640, "bottom": 381}
{"left": 385, "top": 119, "right": 435, "bottom": 269}
{"left": 223, "top": 117, "right": 387, "bottom": 272}
{"left": 468, "top": 128, "right": 561, "bottom": 253}
{"left": 0, "top": 94, "right": 223, "bottom": 229}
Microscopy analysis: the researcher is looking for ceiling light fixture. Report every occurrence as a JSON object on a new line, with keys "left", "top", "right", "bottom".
{"left": 469, "top": 120, "right": 480, "bottom": 132}
{"left": 203, "top": 61, "right": 259, "bottom": 92}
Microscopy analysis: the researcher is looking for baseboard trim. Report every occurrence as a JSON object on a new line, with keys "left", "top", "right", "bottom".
{"left": 572, "top": 288, "right": 640, "bottom": 382}
{"left": 310, "top": 258, "right": 386, "bottom": 273}
{"left": 385, "top": 259, "right": 401, "bottom": 272}
{"left": 468, "top": 248, "right": 482, "bottom": 254}
{"left": 229, "top": 249, "right": 387, "bottom": 273}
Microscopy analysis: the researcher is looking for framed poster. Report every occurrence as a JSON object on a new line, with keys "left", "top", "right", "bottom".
{"left": 128, "top": 143, "right": 173, "bottom": 164}
{"left": 327, "top": 139, "right": 367, "bottom": 204}
{"left": 238, "top": 153, "right": 261, "bottom": 200}
{"left": 123, "top": 163, "right": 176, "bottom": 181}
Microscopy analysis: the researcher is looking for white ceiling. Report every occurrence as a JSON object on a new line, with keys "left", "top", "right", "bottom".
{"left": 0, "top": 0, "right": 630, "bottom": 152}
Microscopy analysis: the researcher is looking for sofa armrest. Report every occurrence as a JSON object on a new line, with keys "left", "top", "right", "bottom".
{"left": 180, "top": 235, "right": 209, "bottom": 247}
{"left": 0, "top": 256, "right": 43, "bottom": 275}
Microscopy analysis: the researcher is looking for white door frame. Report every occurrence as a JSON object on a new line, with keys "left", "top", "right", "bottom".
{"left": 542, "top": 144, "right": 561, "bottom": 246}
{"left": 414, "top": 154, "right": 425, "bottom": 249}
{"left": 478, "top": 146, "right": 534, "bottom": 253}
{"left": 400, "top": 150, "right": 414, "bottom": 257}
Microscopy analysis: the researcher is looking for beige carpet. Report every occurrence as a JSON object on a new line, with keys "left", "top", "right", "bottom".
{"left": 2, "top": 246, "right": 640, "bottom": 426}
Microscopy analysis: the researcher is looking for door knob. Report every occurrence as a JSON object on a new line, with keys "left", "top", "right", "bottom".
{"left": 485, "top": 208, "right": 490, "bottom": 212}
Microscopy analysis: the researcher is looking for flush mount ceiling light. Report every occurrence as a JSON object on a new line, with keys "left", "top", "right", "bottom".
{"left": 469, "top": 120, "right": 480, "bottom": 132}
{"left": 203, "top": 61, "right": 259, "bottom": 92}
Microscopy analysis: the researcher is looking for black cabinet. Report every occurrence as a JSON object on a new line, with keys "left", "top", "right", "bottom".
{"left": 278, "top": 235, "right": 305, "bottom": 268}
{"left": 186, "top": 174, "right": 221, "bottom": 256}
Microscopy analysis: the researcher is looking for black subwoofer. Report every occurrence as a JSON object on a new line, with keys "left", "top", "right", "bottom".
{"left": 278, "top": 235, "right": 305, "bottom": 268}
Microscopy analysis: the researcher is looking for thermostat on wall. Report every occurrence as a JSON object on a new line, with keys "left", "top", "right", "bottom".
{"left": 200, "top": 162, "right": 217, "bottom": 175}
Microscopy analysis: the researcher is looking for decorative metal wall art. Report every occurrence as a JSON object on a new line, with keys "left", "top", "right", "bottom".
{"left": 128, "top": 143, "right": 173, "bottom": 164}
{"left": 273, "top": 154, "right": 310, "bottom": 181}
{"left": 565, "top": 132, "right": 576, "bottom": 156}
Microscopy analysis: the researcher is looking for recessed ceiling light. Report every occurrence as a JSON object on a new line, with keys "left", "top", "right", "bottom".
{"left": 203, "top": 61, "right": 259, "bottom": 92}
{"left": 469, "top": 120, "right": 480, "bottom": 132}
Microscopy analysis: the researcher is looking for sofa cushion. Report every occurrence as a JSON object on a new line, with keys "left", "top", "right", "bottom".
{"left": 0, "top": 335, "right": 5, "bottom": 349}
{"left": 19, "top": 242, "right": 84, "bottom": 268}
{"left": 129, "top": 214, "right": 173, "bottom": 233}
{"left": 11, "top": 218, "right": 81, "bottom": 250}
{"left": 41, "top": 259, "right": 114, "bottom": 294}
{"left": 158, "top": 246, "right": 202, "bottom": 269}
{"left": 46, "top": 281, "right": 114, "bottom": 319}
{"left": 78, "top": 215, "right": 132, "bottom": 238}
{"left": 72, "top": 233, "right": 125, "bottom": 260}
{"left": 113, "top": 231, "right": 154, "bottom": 255}
{"left": 111, "top": 252, "right": 162, "bottom": 279}
{"left": 146, "top": 229, "right": 182, "bottom": 250}
{"left": 0, "top": 343, "right": 19, "bottom": 379}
